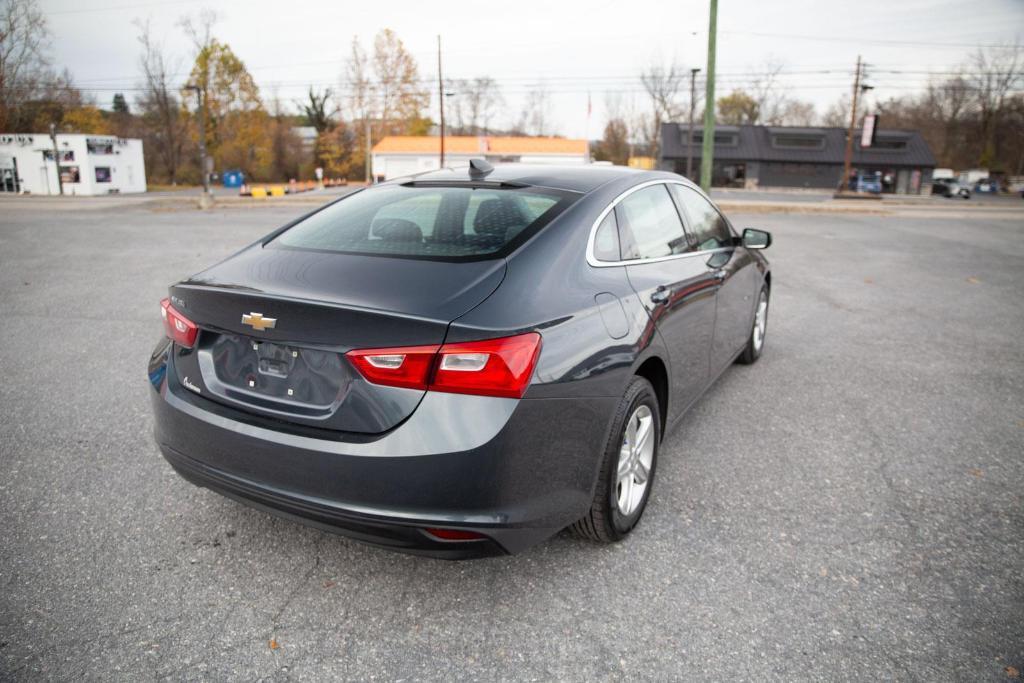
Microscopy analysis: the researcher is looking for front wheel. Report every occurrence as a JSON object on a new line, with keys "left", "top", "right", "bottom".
{"left": 737, "top": 285, "right": 769, "bottom": 365}
{"left": 570, "top": 376, "right": 660, "bottom": 543}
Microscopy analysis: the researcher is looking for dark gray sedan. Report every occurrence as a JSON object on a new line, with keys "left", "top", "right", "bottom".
{"left": 149, "top": 161, "right": 772, "bottom": 558}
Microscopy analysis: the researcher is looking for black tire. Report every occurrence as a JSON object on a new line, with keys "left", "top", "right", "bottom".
{"left": 570, "top": 376, "right": 660, "bottom": 543}
{"left": 737, "top": 285, "right": 769, "bottom": 365}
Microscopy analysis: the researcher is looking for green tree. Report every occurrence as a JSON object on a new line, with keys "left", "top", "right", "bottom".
{"left": 60, "top": 105, "right": 109, "bottom": 133}
{"left": 594, "top": 118, "right": 630, "bottom": 165}
{"left": 112, "top": 93, "right": 129, "bottom": 114}
{"left": 717, "top": 90, "right": 760, "bottom": 125}
{"left": 344, "top": 28, "right": 428, "bottom": 179}
{"left": 184, "top": 38, "right": 272, "bottom": 179}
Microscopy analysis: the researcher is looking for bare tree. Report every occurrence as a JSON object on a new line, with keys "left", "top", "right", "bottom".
{"left": 966, "top": 43, "right": 1022, "bottom": 166}
{"left": 268, "top": 93, "right": 303, "bottom": 180}
{"left": 640, "top": 59, "right": 687, "bottom": 156}
{"left": 344, "top": 35, "right": 372, "bottom": 123}
{"left": 447, "top": 76, "right": 504, "bottom": 135}
{"left": 344, "top": 29, "right": 427, "bottom": 140}
{"left": 519, "top": 83, "right": 553, "bottom": 136}
{"left": 178, "top": 8, "right": 218, "bottom": 54}
{"left": 924, "top": 76, "right": 971, "bottom": 164}
{"left": 0, "top": 0, "right": 51, "bottom": 130}
{"left": 777, "top": 99, "right": 816, "bottom": 126}
{"left": 820, "top": 94, "right": 850, "bottom": 127}
{"left": 134, "top": 18, "right": 187, "bottom": 183}
{"left": 748, "top": 58, "right": 788, "bottom": 125}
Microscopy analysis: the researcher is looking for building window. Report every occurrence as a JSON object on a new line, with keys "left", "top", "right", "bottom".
{"left": 87, "top": 139, "right": 115, "bottom": 154}
{"left": 867, "top": 138, "right": 908, "bottom": 151}
{"left": 60, "top": 166, "right": 80, "bottom": 183}
{"left": 43, "top": 150, "right": 75, "bottom": 162}
{"left": 772, "top": 135, "right": 825, "bottom": 150}
{"left": 95, "top": 167, "right": 112, "bottom": 183}
{"left": 690, "top": 132, "right": 738, "bottom": 146}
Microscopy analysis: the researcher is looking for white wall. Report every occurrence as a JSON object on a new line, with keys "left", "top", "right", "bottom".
{"left": 0, "top": 134, "right": 146, "bottom": 195}
{"left": 371, "top": 152, "right": 588, "bottom": 181}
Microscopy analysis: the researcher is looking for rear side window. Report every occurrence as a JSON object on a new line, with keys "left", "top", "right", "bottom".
{"left": 272, "top": 184, "right": 575, "bottom": 260}
{"left": 670, "top": 185, "right": 733, "bottom": 251}
{"left": 616, "top": 184, "right": 688, "bottom": 260}
{"left": 592, "top": 212, "right": 621, "bottom": 262}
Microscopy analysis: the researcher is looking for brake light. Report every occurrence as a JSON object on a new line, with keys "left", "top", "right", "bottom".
{"left": 345, "top": 345, "right": 439, "bottom": 391}
{"left": 432, "top": 333, "right": 542, "bottom": 398}
{"left": 345, "top": 332, "right": 542, "bottom": 399}
{"left": 160, "top": 298, "right": 198, "bottom": 348}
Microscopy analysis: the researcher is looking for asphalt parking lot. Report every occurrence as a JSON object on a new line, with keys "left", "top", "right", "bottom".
{"left": 1, "top": 195, "right": 1022, "bottom": 680}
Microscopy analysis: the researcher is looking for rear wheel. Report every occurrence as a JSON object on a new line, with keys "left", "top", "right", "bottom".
{"left": 571, "top": 377, "right": 660, "bottom": 543}
{"left": 737, "top": 286, "right": 769, "bottom": 365}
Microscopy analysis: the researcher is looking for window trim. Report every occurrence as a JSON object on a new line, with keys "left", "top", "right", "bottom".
{"left": 585, "top": 179, "right": 734, "bottom": 268}
{"left": 770, "top": 134, "right": 826, "bottom": 150}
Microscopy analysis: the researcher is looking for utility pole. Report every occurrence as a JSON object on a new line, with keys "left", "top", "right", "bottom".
{"left": 438, "top": 34, "right": 446, "bottom": 168}
{"left": 841, "top": 56, "right": 863, "bottom": 193}
{"left": 185, "top": 84, "right": 210, "bottom": 205}
{"left": 49, "top": 122, "right": 63, "bottom": 196}
{"left": 699, "top": 0, "right": 718, "bottom": 192}
{"left": 687, "top": 68, "right": 700, "bottom": 181}
{"left": 365, "top": 117, "right": 372, "bottom": 183}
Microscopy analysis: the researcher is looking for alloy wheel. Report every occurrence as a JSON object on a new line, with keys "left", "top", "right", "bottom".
{"left": 616, "top": 404, "right": 655, "bottom": 516}
{"left": 753, "top": 291, "right": 768, "bottom": 352}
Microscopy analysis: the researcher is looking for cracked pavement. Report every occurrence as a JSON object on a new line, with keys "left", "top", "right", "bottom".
{"left": 1, "top": 197, "right": 1022, "bottom": 680}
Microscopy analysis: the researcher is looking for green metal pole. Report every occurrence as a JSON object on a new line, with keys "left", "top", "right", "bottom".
{"left": 699, "top": 0, "right": 717, "bottom": 192}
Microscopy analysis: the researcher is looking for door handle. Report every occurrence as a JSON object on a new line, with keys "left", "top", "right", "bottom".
{"left": 650, "top": 285, "right": 669, "bottom": 304}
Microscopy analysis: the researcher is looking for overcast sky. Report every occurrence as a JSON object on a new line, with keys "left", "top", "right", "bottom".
{"left": 40, "top": 0, "right": 1024, "bottom": 138}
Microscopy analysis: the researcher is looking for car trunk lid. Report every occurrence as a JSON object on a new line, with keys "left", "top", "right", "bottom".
{"left": 167, "top": 244, "right": 505, "bottom": 434}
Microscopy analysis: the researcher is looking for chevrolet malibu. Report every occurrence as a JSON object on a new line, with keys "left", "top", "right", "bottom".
{"left": 149, "top": 161, "right": 772, "bottom": 558}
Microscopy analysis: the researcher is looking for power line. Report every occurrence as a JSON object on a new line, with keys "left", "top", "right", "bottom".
{"left": 43, "top": 0, "right": 209, "bottom": 16}
{"left": 720, "top": 29, "right": 1018, "bottom": 50}
{"left": 60, "top": 69, "right": 1022, "bottom": 91}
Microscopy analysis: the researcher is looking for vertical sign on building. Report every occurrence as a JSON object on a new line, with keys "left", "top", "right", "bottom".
{"left": 861, "top": 114, "right": 878, "bottom": 148}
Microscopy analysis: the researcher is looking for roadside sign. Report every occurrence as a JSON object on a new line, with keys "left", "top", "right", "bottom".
{"left": 861, "top": 114, "right": 878, "bottom": 148}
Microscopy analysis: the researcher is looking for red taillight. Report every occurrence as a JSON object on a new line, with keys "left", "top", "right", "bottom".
{"left": 424, "top": 528, "right": 487, "bottom": 541}
{"left": 432, "top": 333, "right": 542, "bottom": 399}
{"left": 160, "top": 298, "right": 198, "bottom": 348}
{"left": 345, "top": 345, "right": 439, "bottom": 391}
{"left": 344, "top": 332, "right": 542, "bottom": 399}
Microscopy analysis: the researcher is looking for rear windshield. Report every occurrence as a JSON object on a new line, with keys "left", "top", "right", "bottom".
{"left": 270, "top": 184, "right": 578, "bottom": 260}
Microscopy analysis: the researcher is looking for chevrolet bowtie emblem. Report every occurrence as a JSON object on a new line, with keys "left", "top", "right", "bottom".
{"left": 241, "top": 312, "right": 277, "bottom": 331}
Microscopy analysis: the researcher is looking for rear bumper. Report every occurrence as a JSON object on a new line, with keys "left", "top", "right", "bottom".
{"left": 150, "top": 349, "right": 617, "bottom": 558}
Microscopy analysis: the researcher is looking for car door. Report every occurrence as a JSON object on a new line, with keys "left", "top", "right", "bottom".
{"left": 615, "top": 183, "right": 719, "bottom": 422}
{"left": 669, "top": 184, "right": 759, "bottom": 374}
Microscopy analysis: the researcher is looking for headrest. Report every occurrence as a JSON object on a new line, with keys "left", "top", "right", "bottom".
{"left": 473, "top": 199, "right": 524, "bottom": 238}
{"left": 372, "top": 218, "right": 423, "bottom": 242}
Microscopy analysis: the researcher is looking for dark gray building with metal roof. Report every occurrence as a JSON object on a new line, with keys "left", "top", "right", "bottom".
{"left": 660, "top": 123, "right": 937, "bottom": 194}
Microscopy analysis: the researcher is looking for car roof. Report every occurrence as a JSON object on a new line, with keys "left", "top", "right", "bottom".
{"left": 391, "top": 162, "right": 658, "bottom": 193}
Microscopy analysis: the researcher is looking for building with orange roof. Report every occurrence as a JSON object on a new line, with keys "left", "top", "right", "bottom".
{"left": 371, "top": 135, "right": 588, "bottom": 181}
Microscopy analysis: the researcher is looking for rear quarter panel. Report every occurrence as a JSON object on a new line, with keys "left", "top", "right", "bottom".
{"left": 445, "top": 174, "right": 675, "bottom": 402}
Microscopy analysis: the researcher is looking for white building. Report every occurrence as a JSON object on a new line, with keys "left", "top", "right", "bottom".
{"left": 0, "top": 133, "right": 146, "bottom": 195}
{"left": 371, "top": 136, "right": 588, "bottom": 181}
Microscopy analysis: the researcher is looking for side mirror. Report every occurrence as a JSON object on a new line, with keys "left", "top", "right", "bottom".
{"left": 742, "top": 228, "right": 772, "bottom": 250}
